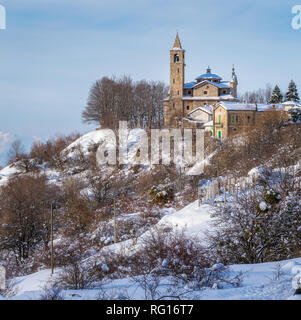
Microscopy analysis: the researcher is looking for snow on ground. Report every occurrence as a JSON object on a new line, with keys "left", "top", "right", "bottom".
{"left": 158, "top": 201, "right": 212, "bottom": 239}
{"left": 65, "top": 129, "right": 116, "bottom": 158}
{"left": 64, "top": 128, "right": 149, "bottom": 166}
{"left": 98, "top": 201, "right": 212, "bottom": 256}
{"left": 7, "top": 258, "right": 301, "bottom": 300}
{"left": 186, "top": 151, "right": 217, "bottom": 176}
{"left": 0, "top": 164, "right": 20, "bottom": 186}
{"left": 2, "top": 197, "right": 300, "bottom": 300}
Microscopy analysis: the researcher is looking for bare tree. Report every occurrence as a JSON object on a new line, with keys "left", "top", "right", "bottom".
{"left": 0, "top": 175, "right": 59, "bottom": 262}
{"left": 82, "top": 75, "right": 168, "bottom": 129}
{"left": 7, "top": 140, "right": 25, "bottom": 163}
{"left": 239, "top": 84, "right": 273, "bottom": 104}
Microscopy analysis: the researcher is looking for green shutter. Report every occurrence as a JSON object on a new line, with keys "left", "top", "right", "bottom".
{"left": 218, "top": 131, "right": 222, "bottom": 139}
{"left": 218, "top": 115, "right": 221, "bottom": 124}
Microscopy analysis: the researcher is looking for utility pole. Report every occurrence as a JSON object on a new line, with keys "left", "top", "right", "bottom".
{"left": 50, "top": 202, "right": 54, "bottom": 275}
{"left": 114, "top": 199, "right": 117, "bottom": 244}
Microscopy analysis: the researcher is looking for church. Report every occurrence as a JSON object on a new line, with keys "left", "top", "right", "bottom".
{"left": 164, "top": 33, "right": 239, "bottom": 129}
{"left": 163, "top": 33, "right": 294, "bottom": 139}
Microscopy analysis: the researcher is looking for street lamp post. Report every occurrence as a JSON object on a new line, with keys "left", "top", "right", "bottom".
{"left": 50, "top": 202, "right": 55, "bottom": 275}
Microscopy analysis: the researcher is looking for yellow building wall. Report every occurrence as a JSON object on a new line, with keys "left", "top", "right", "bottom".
{"left": 193, "top": 83, "right": 218, "bottom": 97}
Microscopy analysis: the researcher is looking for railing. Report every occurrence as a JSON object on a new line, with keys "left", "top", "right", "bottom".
{"left": 198, "top": 162, "right": 301, "bottom": 206}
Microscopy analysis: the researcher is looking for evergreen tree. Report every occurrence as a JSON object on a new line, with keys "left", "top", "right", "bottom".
{"left": 269, "top": 85, "right": 283, "bottom": 103}
{"left": 285, "top": 80, "right": 300, "bottom": 102}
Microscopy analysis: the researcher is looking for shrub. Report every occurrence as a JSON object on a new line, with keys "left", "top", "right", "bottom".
{"left": 208, "top": 187, "right": 301, "bottom": 264}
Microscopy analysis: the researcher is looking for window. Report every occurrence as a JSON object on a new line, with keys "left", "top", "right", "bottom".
{"left": 177, "top": 90, "right": 179, "bottom": 95}
{"left": 218, "top": 115, "right": 221, "bottom": 124}
{"left": 218, "top": 131, "right": 222, "bottom": 139}
{"left": 174, "top": 54, "right": 180, "bottom": 63}
{"left": 233, "top": 128, "right": 237, "bottom": 132}
{"left": 173, "top": 79, "right": 175, "bottom": 84}
{"left": 186, "top": 106, "right": 190, "bottom": 111}
{"left": 204, "top": 91, "right": 208, "bottom": 95}
{"left": 188, "top": 90, "right": 192, "bottom": 95}
{"left": 247, "top": 116, "right": 251, "bottom": 123}
{"left": 223, "top": 90, "right": 227, "bottom": 94}
{"left": 231, "top": 115, "right": 239, "bottom": 123}
{"left": 178, "top": 68, "right": 179, "bottom": 73}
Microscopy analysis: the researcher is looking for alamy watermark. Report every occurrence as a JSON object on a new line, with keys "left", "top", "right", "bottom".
{"left": 292, "top": 5, "right": 301, "bottom": 30}
{"left": 0, "top": 4, "right": 6, "bottom": 30}
{"left": 95, "top": 121, "right": 205, "bottom": 175}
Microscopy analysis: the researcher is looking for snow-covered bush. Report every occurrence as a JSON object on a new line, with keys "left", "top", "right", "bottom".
{"left": 127, "top": 227, "right": 243, "bottom": 298}
{"left": 208, "top": 187, "right": 301, "bottom": 264}
{"left": 39, "top": 285, "right": 65, "bottom": 300}
{"left": 90, "top": 211, "right": 162, "bottom": 246}
{"left": 149, "top": 185, "right": 174, "bottom": 204}
{"left": 129, "top": 226, "right": 210, "bottom": 282}
{"left": 56, "top": 262, "right": 98, "bottom": 290}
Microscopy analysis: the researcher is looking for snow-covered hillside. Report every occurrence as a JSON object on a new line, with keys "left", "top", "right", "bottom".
{"left": 0, "top": 199, "right": 298, "bottom": 300}
{"left": 0, "top": 128, "right": 300, "bottom": 301}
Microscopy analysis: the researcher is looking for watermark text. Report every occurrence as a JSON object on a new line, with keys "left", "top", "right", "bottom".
{"left": 292, "top": 5, "right": 301, "bottom": 30}
{"left": 0, "top": 4, "right": 6, "bottom": 30}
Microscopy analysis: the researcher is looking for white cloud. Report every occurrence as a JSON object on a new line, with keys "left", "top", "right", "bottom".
{"left": 0, "top": 131, "right": 11, "bottom": 153}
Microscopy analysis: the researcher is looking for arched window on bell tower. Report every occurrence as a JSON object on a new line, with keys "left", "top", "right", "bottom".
{"left": 174, "top": 54, "right": 180, "bottom": 63}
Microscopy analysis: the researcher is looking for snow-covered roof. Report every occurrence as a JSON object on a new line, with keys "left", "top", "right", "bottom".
{"left": 201, "top": 105, "right": 213, "bottom": 114}
{"left": 184, "top": 82, "right": 197, "bottom": 89}
{"left": 207, "top": 80, "right": 230, "bottom": 89}
{"left": 183, "top": 94, "right": 238, "bottom": 101}
{"left": 185, "top": 80, "right": 230, "bottom": 90}
{"left": 188, "top": 106, "right": 213, "bottom": 118}
{"left": 204, "top": 120, "right": 213, "bottom": 126}
{"left": 283, "top": 101, "right": 301, "bottom": 107}
{"left": 196, "top": 72, "right": 222, "bottom": 81}
{"left": 217, "top": 102, "right": 284, "bottom": 111}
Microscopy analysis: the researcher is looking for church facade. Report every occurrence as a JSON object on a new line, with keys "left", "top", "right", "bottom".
{"left": 163, "top": 34, "right": 293, "bottom": 140}
{"left": 164, "top": 33, "right": 239, "bottom": 128}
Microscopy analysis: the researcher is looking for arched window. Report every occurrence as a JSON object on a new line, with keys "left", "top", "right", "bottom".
{"left": 174, "top": 54, "right": 180, "bottom": 63}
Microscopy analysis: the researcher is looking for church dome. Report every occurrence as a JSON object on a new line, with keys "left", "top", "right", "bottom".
{"left": 195, "top": 67, "right": 222, "bottom": 82}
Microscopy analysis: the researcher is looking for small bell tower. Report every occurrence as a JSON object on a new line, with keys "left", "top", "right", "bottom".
{"left": 230, "top": 65, "right": 238, "bottom": 98}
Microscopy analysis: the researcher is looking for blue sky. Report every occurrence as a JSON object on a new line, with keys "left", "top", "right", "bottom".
{"left": 0, "top": 0, "right": 301, "bottom": 165}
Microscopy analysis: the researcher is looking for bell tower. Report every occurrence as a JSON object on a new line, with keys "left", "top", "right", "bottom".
{"left": 165, "top": 33, "right": 185, "bottom": 127}
{"left": 230, "top": 65, "right": 238, "bottom": 98}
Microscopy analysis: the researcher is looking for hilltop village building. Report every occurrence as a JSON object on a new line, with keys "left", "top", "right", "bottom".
{"left": 163, "top": 34, "right": 299, "bottom": 139}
